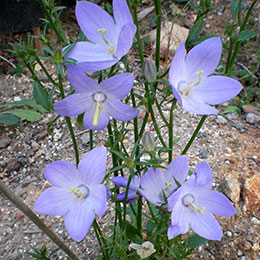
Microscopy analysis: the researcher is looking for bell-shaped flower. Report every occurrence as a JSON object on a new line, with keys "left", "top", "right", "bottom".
{"left": 139, "top": 155, "right": 189, "bottom": 206}
{"left": 64, "top": 0, "right": 136, "bottom": 72}
{"left": 169, "top": 37, "right": 243, "bottom": 115}
{"left": 34, "top": 147, "right": 108, "bottom": 242}
{"left": 112, "top": 175, "right": 140, "bottom": 203}
{"left": 167, "top": 161, "right": 236, "bottom": 241}
{"left": 54, "top": 67, "right": 139, "bottom": 130}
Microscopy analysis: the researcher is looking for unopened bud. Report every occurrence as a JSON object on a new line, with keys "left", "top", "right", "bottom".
{"left": 54, "top": 47, "right": 62, "bottom": 63}
{"left": 142, "top": 131, "right": 155, "bottom": 152}
{"left": 143, "top": 60, "right": 157, "bottom": 83}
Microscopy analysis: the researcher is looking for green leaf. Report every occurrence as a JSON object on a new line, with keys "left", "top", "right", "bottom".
{"left": 186, "top": 17, "right": 204, "bottom": 45}
{"left": 237, "top": 30, "right": 259, "bottom": 42}
{"left": 230, "top": 0, "right": 242, "bottom": 19}
{"left": 125, "top": 221, "right": 142, "bottom": 244}
{"left": 0, "top": 114, "right": 20, "bottom": 125}
{"left": 76, "top": 113, "right": 85, "bottom": 128}
{"left": 222, "top": 105, "right": 239, "bottom": 114}
{"left": 186, "top": 234, "right": 208, "bottom": 248}
{"left": 1, "top": 109, "right": 41, "bottom": 122}
{"left": 33, "top": 81, "right": 52, "bottom": 112}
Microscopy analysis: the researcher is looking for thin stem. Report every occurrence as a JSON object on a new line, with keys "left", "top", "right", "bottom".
{"left": 0, "top": 180, "right": 79, "bottom": 260}
{"left": 155, "top": 98, "right": 169, "bottom": 127}
{"left": 181, "top": 115, "right": 207, "bottom": 155}
{"left": 168, "top": 99, "right": 177, "bottom": 163}
{"left": 154, "top": 0, "right": 162, "bottom": 70}
{"left": 89, "top": 130, "right": 93, "bottom": 150}
{"left": 147, "top": 202, "right": 158, "bottom": 225}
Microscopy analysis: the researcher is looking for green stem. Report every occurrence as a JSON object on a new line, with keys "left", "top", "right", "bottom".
{"left": 181, "top": 115, "right": 207, "bottom": 155}
{"left": 168, "top": 99, "right": 177, "bottom": 163}
{"left": 154, "top": 0, "right": 162, "bottom": 70}
{"left": 89, "top": 130, "right": 93, "bottom": 150}
{"left": 0, "top": 180, "right": 79, "bottom": 260}
{"left": 155, "top": 98, "right": 169, "bottom": 127}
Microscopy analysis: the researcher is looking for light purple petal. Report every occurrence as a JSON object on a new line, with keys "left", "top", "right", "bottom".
{"left": 193, "top": 161, "right": 212, "bottom": 189}
{"left": 117, "top": 191, "right": 138, "bottom": 203}
{"left": 89, "top": 184, "right": 107, "bottom": 216}
{"left": 190, "top": 211, "right": 222, "bottom": 240}
{"left": 193, "top": 76, "right": 243, "bottom": 105}
{"left": 112, "top": 176, "right": 128, "bottom": 188}
{"left": 196, "top": 190, "right": 236, "bottom": 217}
{"left": 117, "top": 23, "right": 136, "bottom": 58}
{"left": 168, "top": 188, "right": 182, "bottom": 211}
{"left": 165, "top": 155, "right": 189, "bottom": 185}
{"left": 83, "top": 105, "right": 110, "bottom": 130}
{"left": 65, "top": 202, "right": 95, "bottom": 242}
{"left": 105, "top": 98, "right": 139, "bottom": 121}
{"left": 76, "top": 1, "right": 117, "bottom": 44}
{"left": 34, "top": 187, "right": 74, "bottom": 216}
{"left": 78, "top": 147, "right": 107, "bottom": 186}
{"left": 54, "top": 94, "right": 91, "bottom": 117}
{"left": 113, "top": 0, "right": 133, "bottom": 28}
{"left": 182, "top": 96, "right": 219, "bottom": 115}
{"left": 185, "top": 37, "right": 222, "bottom": 81}
{"left": 167, "top": 224, "right": 189, "bottom": 239}
{"left": 100, "top": 73, "right": 134, "bottom": 99}
{"left": 44, "top": 161, "right": 80, "bottom": 188}
{"left": 139, "top": 168, "right": 165, "bottom": 206}
{"left": 67, "top": 66, "right": 99, "bottom": 93}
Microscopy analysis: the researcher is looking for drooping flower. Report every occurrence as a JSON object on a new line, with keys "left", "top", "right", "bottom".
{"left": 54, "top": 67, "right": 139, "bottom": 130}
{"left": 64, "top": 0, "right": 136, "bottom": 72}
{"left": 112, "top": 175, "right": 140, "bottom": 204}
{"left": 167, "top": 161, "right": 236, "bottom": 241}
{"left": 129, "top": 241, "right": 156, "bottom": 259}
{"left": 34, "top": 147, "right": 108, "bottom": 242}
{"left": 139, "top": 155, "right": 189, "bottom": 206}
{"left": 169, "top": 37, "right": 243, "bottom": 115}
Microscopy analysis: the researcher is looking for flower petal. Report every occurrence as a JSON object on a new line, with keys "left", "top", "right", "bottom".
{"left": 113, "top": 0, "right": 133, "bottom": 28}
{"left": 105, "top": 98, "right": 139, "bottom": 121}
{"left": 193, "top": 161, "right": 212, "bottom": 189}
{"left": 76, "top": 1, "right": 117, "bottom": 44}
{"left": 34, "top": 187, "right": 74, "bottom": 216}
{"left": 112, "top": 176, "right": 128, "bottom": 188}
{"left": 100, "top": 73, "right": 134, "bottom": 99}
{"left": 193, "top": 76, "right": 243, "bottom": 105}
{"left": 89, "top": 184, "right": 107, "bottom": 216}
{"left": 117, "top": 23, "right": 136, "bottom": 58}
{"left": 165, "top": 155, "right": 188, "bottom": 185}
{"left": 65, "top": 202, "right": 95, "bottom": 242}
{"left": 44, "top": 161, "right": 79, "bottom": 188}
{"left": 139, "top": 168, "right": 165, "bottom": 206}
{"left": 67, "top": 66, "right": 99, "bottom": 93}
{"left": 54, "top": 94, "right": 92, "bottom": 117}
{"left": 190, "top": 211, "right": 222, "bottom": 240}
{"left": 196, "top": 190, "right": 236, "bottom": 217}
{"left": 167, "top": 224, "right": 189, "bottom": 239}
{"left": 185, "top": 37, "right": 222, "bottom": 81}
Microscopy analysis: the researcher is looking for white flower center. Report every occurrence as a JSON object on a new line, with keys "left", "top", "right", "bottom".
{"left": 93, "top": 91, "right": 106, "bottom": 103}
{"left": 70, "top": 184, "right": 89, "bottom": 201}
{"left": 182, "top": 193, "right": 205, "bottom": 213}
{"left": 92, "top": 92, "right": 107, "bottom": 126}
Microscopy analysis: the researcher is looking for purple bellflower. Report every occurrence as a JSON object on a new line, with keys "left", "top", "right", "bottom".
{"left": 167, "top": 161, "right": 236, "bottom": 241}
{"left": 139, "top": 155, "right": 189, "bottom": 206}
{"left": 169, "top": 37, "right": 243, "bottom": 115}
{"left": 112, "top": 175, "right": 140, "bottom": 203}
{"left": 65, "top": 0, "right": 136, "bottom": 72}
{"left": 54, "top": 68, "right": 139, "bottom": 130}
{"left": 34, "top": 147, "right": 108, "bottom": 242}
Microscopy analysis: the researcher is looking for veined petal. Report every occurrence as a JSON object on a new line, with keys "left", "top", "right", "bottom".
{"left": 65, "top": 201, "right": 95, "bottom": 242}
{"left": 89, "top": 184, "right": 107, "bottom": 216}
{"left": 117, "top": 23, "right": 136, "bottom": 58}
{"left": 105, "top": 98, "right": 139, "bottom": 122}
{"left": 139, "top": 168, "right": 165, "bottom": 206}
{"left": 113, "top": 0, "right": 133, "bottom": 28}
{"left": 71, "top": 60, "right": 118, "bottom": 73}
{"left": 112, "top": 176, "right": 128, "bottom": 188}
{"left": 76, "top": 1, "right": 117, "bottom": 44}
{"left": 78, "top": 147, "right": 107, "bottom": 186}
{"left": 54, "top": 94, "right": 92, "bottom": 117}
{"left": 185, "top": 37, "right": 222, "bottom": 81}
{"left": 190, "top": 211, "right": 222, "bottom": 240}
{"left": 193, "top": 161, "right": 212, "bottom": 189}
{"left": 44, "top": 161, "right": 80, "bottom": 188}
{"left": 167, "top": 224, "right": 189, "bottom": 239}
{"left": 34, "top": 187, "right": 74, "bottom": 216}
{"left": 165, "top": 155, "right": 188, "bottom": 185}
{"left": 196, "top": 190, "right": 236, "bottom": 217}
{"left": 193, "top": 76, "right": 243, "bottom": 105}
{"left": 67, "top": 66, "right": 99, "bottom": 94}
{"left": 83, "top": 105, "right": 110, "bottom": 130}
{"left": 100, "top": 73, "right": 134, "bottom": 99}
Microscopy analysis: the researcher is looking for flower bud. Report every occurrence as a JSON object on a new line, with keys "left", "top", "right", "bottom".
{"left": 142, "top": 131, "right": 155, "bottom": 152}
{"left": 142, "top": 60, "right": 157, "bottom": 83}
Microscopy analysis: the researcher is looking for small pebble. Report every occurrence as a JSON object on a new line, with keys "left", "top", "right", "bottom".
{"left": 246, "top": 113, "right": 260, "bottom": 124}
{"left": 251, "top": 217, "right": 260, "bottom": 225}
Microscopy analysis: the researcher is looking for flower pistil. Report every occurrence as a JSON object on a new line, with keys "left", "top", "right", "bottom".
{"left": 97, "top": 28, "right": 117, "bottom": 56}
{"left": 182, "top": 193, "right": 205, "bottom": 213}
{"left": 70, "top": 184, "right": 89, "bottom": 201}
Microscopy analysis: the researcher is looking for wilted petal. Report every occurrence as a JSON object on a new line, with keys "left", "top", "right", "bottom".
{"left": 100, "top": 73, "right": 134, "bottom": 99}
{"left": 117, "top": 23, "right": 136, "bottom": 58}
{"left": 34, "top": 187, "right": 74, "bottom": 216}
{"left": 78, "top": 147, "right": 107, "bottom": 186}
{"left": 89, "top": 184, "right": 107, "bottom": 216}
{"left": 193, "top": 76, "right": 243, "bottom": 105}
{"left": 196, "top": 190, "right": 236, "bottom": 217}
{"left": 113, "top": 0, "right": 133, "bottom": 28}
{"left": 65, "top": 202, "right": 95, "bottom": 242}
{"left": 54, "top": 94, "right": 91, "bottom": 117}
{"left": 190, "top": 211, "right": 222, "bottom": 240}
{"left": 44, "top": 161, "right": 79, "bottom": 187}
{"left": 105, "top": 98, "right": 139, "bottom": 122}
{"left": 185, "top": 37, "right": 222, "bottom": 82}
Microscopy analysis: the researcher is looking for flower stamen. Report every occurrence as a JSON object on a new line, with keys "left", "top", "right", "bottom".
{"left": 93, "top": 102, "right": 103, "bottom": 126}
{"left": 97, "top": 28, "right": 117, "bottom": 56}
{"left": 193, "top": 70, "right": 204, "bottom": 86}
